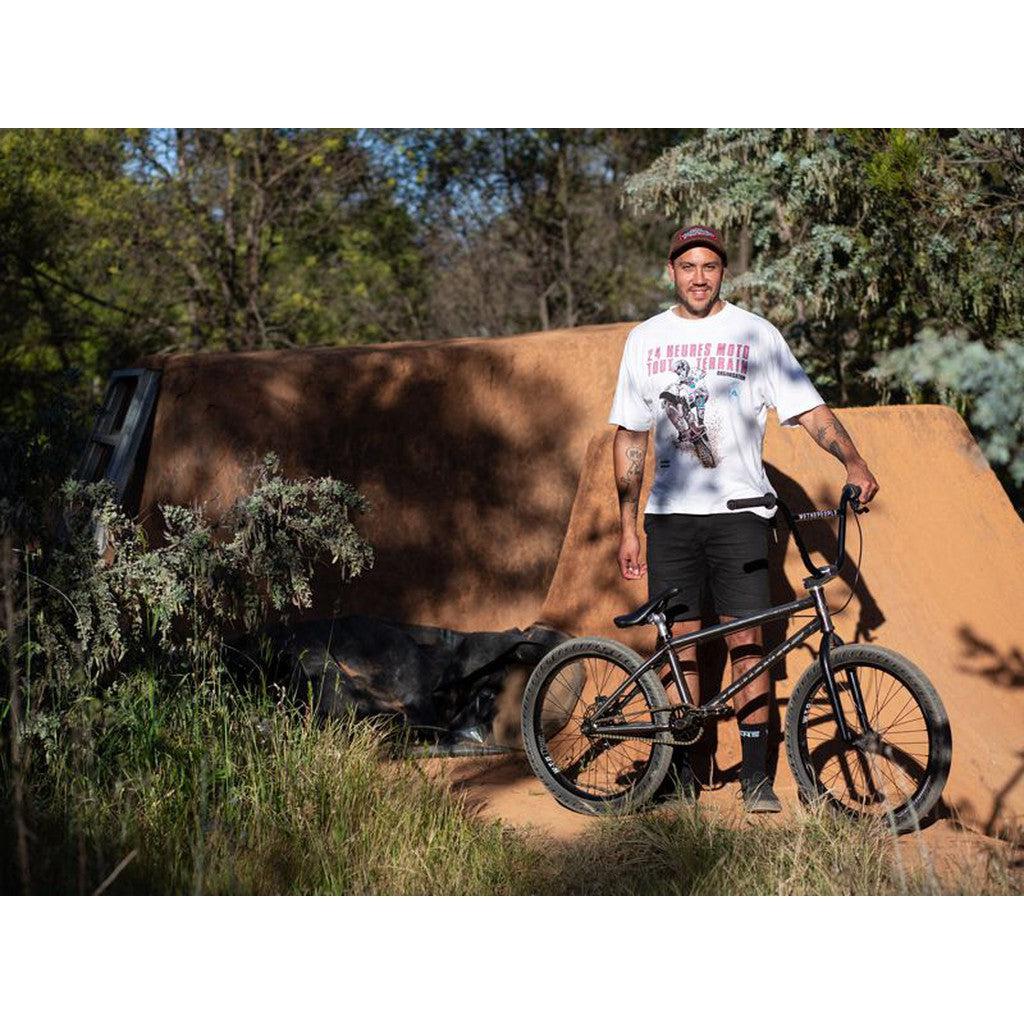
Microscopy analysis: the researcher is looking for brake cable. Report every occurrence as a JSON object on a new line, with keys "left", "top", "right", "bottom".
{"left": 784, "top": 499, "right": 864, "bottom": 620}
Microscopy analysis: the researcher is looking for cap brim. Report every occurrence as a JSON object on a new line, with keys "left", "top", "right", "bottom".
{"left": 669, "top": 240, "right": 728, "bottom": 266}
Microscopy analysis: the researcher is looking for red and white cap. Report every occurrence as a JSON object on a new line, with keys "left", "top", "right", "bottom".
{"left": 668, "top": 225, "right": 728, "bottom": 266}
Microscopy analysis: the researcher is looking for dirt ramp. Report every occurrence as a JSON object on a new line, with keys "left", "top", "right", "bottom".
{"left": 139, "top": 325, "right": 635, "bottom": 631}
{"left": 540, "top": 407, "right": 1024, "bottom": 835}
{"left": 135, "top": 327, "right": 1023, "bottom": 835}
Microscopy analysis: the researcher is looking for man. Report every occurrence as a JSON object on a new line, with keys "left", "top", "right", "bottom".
{"left": 609, "top": 225, "right": 879, "bottom": 812}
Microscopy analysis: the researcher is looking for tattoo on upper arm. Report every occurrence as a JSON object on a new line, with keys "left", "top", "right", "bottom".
{"left": 626, "top": 445, "right": 644, "bottom": 480}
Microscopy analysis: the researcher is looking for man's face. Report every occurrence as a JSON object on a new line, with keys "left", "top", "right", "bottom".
{"left": 668, "top": 246, "right": 724, "bottom": 318}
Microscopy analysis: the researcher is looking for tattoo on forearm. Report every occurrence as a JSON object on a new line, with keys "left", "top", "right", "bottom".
{"left": 815, "top": 411, "right": 856, "bottom": 466}
{"left": 616, "top": 444, "right": 645, "bottom": 509}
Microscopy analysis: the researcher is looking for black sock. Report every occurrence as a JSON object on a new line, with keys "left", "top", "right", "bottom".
{"left": 738, "top": 724, "right": 769, "bottom": 784}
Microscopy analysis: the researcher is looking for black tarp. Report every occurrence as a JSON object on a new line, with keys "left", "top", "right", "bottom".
{"left": 238, "top": 615, "right": 572, "bottom": 754}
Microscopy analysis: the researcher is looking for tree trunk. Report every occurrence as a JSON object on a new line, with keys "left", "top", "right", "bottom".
{"left": 556, "top": 143, "right": 576, "bottom": 327}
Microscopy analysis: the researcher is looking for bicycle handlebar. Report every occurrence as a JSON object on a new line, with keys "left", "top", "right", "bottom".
{"left": 726, "top": 484, "right": 864, "bottom": 580}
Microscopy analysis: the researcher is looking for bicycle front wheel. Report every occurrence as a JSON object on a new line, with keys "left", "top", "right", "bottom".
{"left": 521, "top": 637, "right": 673, "bottom": 815}
{"left": 785, "top": 644, "right": 952, "bottom": 834}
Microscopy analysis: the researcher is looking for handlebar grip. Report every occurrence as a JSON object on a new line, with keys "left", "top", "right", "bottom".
{"left": 842, "top": 483, "right": 863, "bottom": 512}
{"left": 726, "top": 494, "right": 777, "bottom": 511}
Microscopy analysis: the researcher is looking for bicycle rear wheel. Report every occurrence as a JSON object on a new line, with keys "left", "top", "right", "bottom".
{"left": 785, "top": 644, "right": 951, "bottom": 834}
{"left": 521, "top": 637, "right": 673, "bottom": 815}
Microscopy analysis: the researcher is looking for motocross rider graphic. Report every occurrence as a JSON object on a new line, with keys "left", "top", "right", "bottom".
{"left": 659, "top": 359, "right": 717, "bottom": 468}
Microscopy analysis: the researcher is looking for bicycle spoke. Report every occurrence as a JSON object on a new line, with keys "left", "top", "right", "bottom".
{"left": 798, "top": 654, "right": 936, "bottom": 822}
{"left": 536, "top": 651, "right": 661, "bottom": 801}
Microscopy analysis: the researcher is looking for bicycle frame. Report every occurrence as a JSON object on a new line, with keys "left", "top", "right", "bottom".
{"left": 589, "top": 590, "right": 870, "bottom": 745}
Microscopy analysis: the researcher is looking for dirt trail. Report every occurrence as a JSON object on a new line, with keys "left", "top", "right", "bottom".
{"left": 425, "top": 752, "right": 1017, "bottom": 889}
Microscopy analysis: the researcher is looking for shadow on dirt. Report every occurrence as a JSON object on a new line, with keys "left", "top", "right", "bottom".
{"left": 143, "top": 344, "right": 585, "bottom": 629}
{"left": 948, "top": 626, "right": 1024, "bottom": 838}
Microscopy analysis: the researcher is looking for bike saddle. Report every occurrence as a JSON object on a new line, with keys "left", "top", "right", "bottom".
{"left": 613, "top": 586, "right": 688, "bottom": 628}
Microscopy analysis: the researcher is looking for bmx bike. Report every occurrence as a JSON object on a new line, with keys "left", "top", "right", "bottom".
{"left": 521, "top": 485, "right": 952, "bottom": 835}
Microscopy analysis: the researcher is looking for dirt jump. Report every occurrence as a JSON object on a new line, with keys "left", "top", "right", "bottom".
{"left": 137, "top": 324, "right": 1024, "bottom": 842}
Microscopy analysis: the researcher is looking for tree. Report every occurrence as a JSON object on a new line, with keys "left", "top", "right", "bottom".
{"left": 375, "top": 129, "right": 693, "bottom": 338}
{"left": 624, "top": 129, "right": 1024, "bottom": 404}
{"left": 120, "top": 129, "right": 427, "bottom": 350}
{"left": 0, "top": 129, "right": 139, "bottom": 426}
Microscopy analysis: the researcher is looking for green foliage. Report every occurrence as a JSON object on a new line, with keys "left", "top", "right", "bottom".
{"left": 625, "top": 129, "right": 1024, "bottom": 403}
{"left": 2, "top": 680, "right": 541, "bottom": 895}
{"left": 0, "top": 130, "right": 136, "bottom": 426}
{"left": 375, "top": 128, "right": 694, "bottom": 337}
{"left": 118, "top": 129, "right": 428, "bottom": 350}
{"left": 14, "top": 454, "right": 373, "bottom": 701}
{"left": 625, "top": 129, "right": 1024, "bottom": 495}
{"left": 869, "top": 332, "right": 1024, "bottom": 487}
{"left": 0, "top": 128, "right": 429, "bottom": 435}
{"left": 4, "top": 683, "right": 1015, "bottom": 893}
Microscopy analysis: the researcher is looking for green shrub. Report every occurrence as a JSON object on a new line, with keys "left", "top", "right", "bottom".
{"left": 10, "top": 452, "right": 373, "bottom": 704}
{"left": 869, "top": 331, "right": 1024, "bottom": 498}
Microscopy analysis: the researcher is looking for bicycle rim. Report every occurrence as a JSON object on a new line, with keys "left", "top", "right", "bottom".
{"left": 533, "top": 653, "right": 662, "bottom": 803}
{"left": 798, "top": 661, "right": 937, "bottom": 823}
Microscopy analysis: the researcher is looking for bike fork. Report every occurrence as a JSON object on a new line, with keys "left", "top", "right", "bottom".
{"left": 812, "top": 586, "right": 871, "bottom": 742}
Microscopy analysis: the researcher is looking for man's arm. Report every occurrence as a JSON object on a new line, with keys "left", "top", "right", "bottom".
{"left": 613, "top": 426, "right": 648, "bottom": 579}
{"left": 795, "top": 405, "right": 880, "bottom": 502}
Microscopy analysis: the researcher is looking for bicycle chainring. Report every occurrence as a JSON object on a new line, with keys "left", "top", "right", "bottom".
{"left": 668, "top": 710, "right": 704, "bottom": 746}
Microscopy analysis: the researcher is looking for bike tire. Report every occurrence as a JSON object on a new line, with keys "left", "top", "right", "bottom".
{"left": 785, "top": 644, "right": 952, "bottom": 834}
{"left": 521, "top": 637, "right": 673, "bottom": 815}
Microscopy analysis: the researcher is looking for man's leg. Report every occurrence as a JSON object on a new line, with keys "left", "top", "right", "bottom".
{"left": 644, "top": 514, "right": 705, "bottom": 798}
{"left": 707, "top": 513, "right": 781, "bottom": 812}
{"left": 721, "top": 620, "right": 768, "bottom": 722}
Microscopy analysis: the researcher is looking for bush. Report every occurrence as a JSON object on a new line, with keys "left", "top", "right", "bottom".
{"left": 869, "top": 331, "right": 1024, "bottom": 500}
{"left": 5, "top": 452, "right": 373, "bottom": 712}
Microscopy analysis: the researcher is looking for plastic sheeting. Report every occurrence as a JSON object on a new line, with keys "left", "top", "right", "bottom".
{"left": 246, "top": 615, "right": 571, "bottom": 755}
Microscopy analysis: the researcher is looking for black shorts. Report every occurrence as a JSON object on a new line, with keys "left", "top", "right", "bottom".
{"left": 644, "top": 512, "right": 772, "bottom": 620}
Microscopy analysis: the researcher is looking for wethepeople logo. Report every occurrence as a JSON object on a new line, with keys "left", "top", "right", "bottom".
{"left": 680, "top": 227, "right": 717, "bottom": 242}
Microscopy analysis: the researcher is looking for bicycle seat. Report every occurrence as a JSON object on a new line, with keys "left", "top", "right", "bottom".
{"left": 613, "top": 586, "right": 688, "bottom": 628}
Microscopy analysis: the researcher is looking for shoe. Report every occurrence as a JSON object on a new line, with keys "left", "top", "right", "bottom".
{"left": 740, "top": 776, "right": 782, "bottom": 814}
{"left": 658, "top": 756, "right": 700, "bottom": 805}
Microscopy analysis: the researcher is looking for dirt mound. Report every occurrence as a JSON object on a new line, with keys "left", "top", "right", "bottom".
{"left": 139, "top": 325, "right": 634, "bottom": 630}
{"left": 138, "top": 328, "right": 1024, "bottom": 836}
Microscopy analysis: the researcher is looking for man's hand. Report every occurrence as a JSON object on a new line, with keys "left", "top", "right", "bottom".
{"left": 618, "top": 531, "right": 647, "bottom": 580}
{"left": 846, "top": 458, "right": 879, "bottom": 504}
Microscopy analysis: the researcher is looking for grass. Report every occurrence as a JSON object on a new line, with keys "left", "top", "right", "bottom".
{"left": 2, "top": 674, "right": 1019, "bottom": 895}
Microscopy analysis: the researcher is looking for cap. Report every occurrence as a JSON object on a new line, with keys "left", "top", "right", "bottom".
{"left": 668, "top": 225, "right": 728, "bottom": 266}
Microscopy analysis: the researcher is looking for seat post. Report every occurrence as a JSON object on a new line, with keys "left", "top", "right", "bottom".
{"left": 651, "top": 612, "right": 692, "bottom": 705}
{"left": 651, "top": 611, "right": 671, "bottom": 643}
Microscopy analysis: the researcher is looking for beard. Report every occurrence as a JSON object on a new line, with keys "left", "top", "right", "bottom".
{"left": 676, "top": 282, "right": 722, "bottom": 318}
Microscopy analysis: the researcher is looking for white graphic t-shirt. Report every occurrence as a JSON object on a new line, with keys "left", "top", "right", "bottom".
{"left": 608, "top": 302, "right": 824, "bottom": 518}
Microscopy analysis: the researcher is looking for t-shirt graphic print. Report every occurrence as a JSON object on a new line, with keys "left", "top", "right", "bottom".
{"left": 608, "top": 303, "right": 824, "bottom": 518}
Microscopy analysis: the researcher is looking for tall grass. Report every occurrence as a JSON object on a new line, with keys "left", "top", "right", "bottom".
{"left": 1, "top": 674, "right": 545, "bottom": 895}
{"left": 3, "top": 673, "right": 1018, "bottom": 895}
